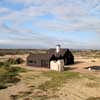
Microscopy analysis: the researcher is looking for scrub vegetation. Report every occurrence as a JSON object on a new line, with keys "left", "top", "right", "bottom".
{"left": 0, "top": 50, "right": 100, "bottom": 100}
{"left": 0, "top": 59, "right": 26, "bottom": 89}
{"left": 38, "top": 71, "right": 80, "bottom": 91}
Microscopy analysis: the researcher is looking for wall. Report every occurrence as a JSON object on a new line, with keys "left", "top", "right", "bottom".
{"left": 27, "top": 53, "right": 50, "bottom": 67}
{"left": 50, "top": 60, "right": 64, "bottom": 71}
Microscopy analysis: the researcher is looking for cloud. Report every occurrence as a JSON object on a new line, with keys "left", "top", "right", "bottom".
{"left": 1, "top": 0, "right": 100, "bottom": 31}
{"left": 0, "top": 0, "right": 100, "bottom": 48}
{"left": 0, "top": 7, "right": 11, "bottom": 13}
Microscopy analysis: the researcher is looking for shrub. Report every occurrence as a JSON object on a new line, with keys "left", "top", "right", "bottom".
{"left": 8, "top": 66, "right": 26, "bottom": 73}
{"left": 0, "top": 83, "right": 7, "bottom": 89}
{"left": 4, "top": 62, "right": 11, "bottom": 69}
{"left": 0, "top": 66, "right": 26, "bottom": 89}
{"left": 0, "top": 53, "right": 5, "bottom": 56}
{"left": 15, "top": 58, "right": 24, "bottom": 64}
{"left": 0, "top": 62, "right": 4, "bottom": 67}
{"left": 0, "top": 61, "right": 11, "bottom": 68}
{"left": 7, "top": 58, "right": 16, "bottom": 64}
{"left": 7, "top": 57, "right": 24, "bottom": 65}
{"left": 0, "top": 59, "right": 26, "bottom": 90}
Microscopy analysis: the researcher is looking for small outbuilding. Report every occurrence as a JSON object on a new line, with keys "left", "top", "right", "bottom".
{"left": 27, "top": 45, "right": 74, "bottom": 68}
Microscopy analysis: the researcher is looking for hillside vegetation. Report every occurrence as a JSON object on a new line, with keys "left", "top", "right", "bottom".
{"left": 0, "top": 59, "right": 26, "bottom": 89}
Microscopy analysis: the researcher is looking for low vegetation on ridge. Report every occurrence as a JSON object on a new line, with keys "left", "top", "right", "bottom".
{"left": 0, "top": 58, "right": 26, "bottom": 89}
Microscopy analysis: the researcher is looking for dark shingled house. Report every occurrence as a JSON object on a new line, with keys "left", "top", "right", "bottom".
{"left": 27, "top": 45, "right": 74, "bottom": 68}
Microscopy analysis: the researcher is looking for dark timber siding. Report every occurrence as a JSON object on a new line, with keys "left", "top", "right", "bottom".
{"left": 27, "top": 53, "right": 50, "bottom": 67}
{"left": 27, "top": 49, "right": 74, "bottom": 67}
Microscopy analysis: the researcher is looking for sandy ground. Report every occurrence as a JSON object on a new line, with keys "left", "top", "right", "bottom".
{"left": 0, "top": 55, "right": 100, "bottom": 100}
{"left": 65, "top": 57, "right": 100, "bottom": 73}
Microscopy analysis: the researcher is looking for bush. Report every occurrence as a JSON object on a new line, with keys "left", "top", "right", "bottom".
{"left": 8, "top": 66, "right": 26, "bottom": 73}
{"left": 4, "top": 62, "right": 11, "bottom": 69}
{"left": 0, "top": 62, "right": 4, "bottom": 67}
{"left": 15, "top": 58, "right": 24, "bottom": 64}
{"left": 0, "top": 58, "right": 26, "bottom": 90}
{"left": 0, "top": 53, "right": 5, "bottom": 56}
{"left": 0, "top": 66, "right": 26, "bottom": 90}
{"left": 7, "top": 58, "right": 16, "bottom": 64}
{"left": 0, "top": 72, "right": 20, "bottom": 84}
{"left": 7, "top": 57, "right": 24, "bottom": 65}
{"left": 0, "top": 83, "right": 7, "bottom": 89}
{"left": 0, "top": 61, "right": 10, "bottom": 68}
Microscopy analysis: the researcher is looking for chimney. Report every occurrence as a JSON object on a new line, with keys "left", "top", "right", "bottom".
{"left": 56, "top": 44, "right": 61, "bottom": 53}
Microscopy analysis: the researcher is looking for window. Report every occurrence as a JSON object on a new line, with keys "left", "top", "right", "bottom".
{"left": 29, "top": 60, "right": 37, "bottom": 64}
{"left": 29, "top": 60, "right": 33, "bottom": 64}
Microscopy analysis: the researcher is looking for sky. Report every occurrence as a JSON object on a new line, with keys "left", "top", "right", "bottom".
{"left": 0, "top": 0, "right": 100, "bottom": 49}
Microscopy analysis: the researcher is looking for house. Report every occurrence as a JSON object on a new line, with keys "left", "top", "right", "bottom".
{"left": 27, "top": 45, "right": 74, "bottom": 68}
{"left": 50, "top": 59, "right": 64, "bottom": 71}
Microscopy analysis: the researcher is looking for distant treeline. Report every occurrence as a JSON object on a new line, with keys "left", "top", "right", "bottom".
{"left": 72, "top": 50, "right": 100, "bottom": 58}
{"left": 0, "top": 49, "right": 48, "bottom": 56}
{"left": 0, "top": 49, "right": 30, "bottom": 56}
{"left": 0, "top": 49, "right": 100, "bottom": 57}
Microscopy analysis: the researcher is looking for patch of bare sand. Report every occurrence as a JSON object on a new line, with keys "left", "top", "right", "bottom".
{"left": 65, "top": 57, "right": 100, "bottom": 74}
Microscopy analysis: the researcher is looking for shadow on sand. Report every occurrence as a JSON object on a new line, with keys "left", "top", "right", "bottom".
{"left": 74, "top": 61, "right": 85, "bottom": 65}
{"left": 64, "top": 67, "right": 77, "bottom": 71}
{"left": 85, "top": 66, "right": 100, "bottom": 70}
{"left": 64, "top": 61, "right": 84, "bottom": 71}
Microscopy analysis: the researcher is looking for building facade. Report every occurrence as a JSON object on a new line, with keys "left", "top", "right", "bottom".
{"left": 27, "top": 45, "right": 74, "bottom": 68}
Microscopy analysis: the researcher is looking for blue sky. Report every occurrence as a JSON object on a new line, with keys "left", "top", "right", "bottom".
{"left": 0, "top": 0, "right": 100, "bottom": 49}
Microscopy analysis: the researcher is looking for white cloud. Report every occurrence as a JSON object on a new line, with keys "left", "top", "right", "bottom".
{"left": 0, "top": 0, "right": 100, "bottom": 48}
{"left": 0, "top": 7, "right": 11, "bottom": 13}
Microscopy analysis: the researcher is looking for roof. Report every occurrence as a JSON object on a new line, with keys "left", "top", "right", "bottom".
{"left": 28, "top": 49, "right": 66, "bottom": 59}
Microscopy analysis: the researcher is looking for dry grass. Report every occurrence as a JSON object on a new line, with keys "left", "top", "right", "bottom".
{"left": 86, "top": 82, "right": 99, "bottom": 88}
{"left": 38, "top": 71, "right": 80, "bottom": 91}
{"left": 0, "top": 51, "right": 100, "bottom": 100}
{"left": 86, "top": 97, "right": 100, "bottom": 100}
{"left": 0, "top": 67, "right": 100, "bottom": 100}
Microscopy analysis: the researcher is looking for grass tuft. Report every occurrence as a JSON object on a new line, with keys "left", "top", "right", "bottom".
{"left": 0, "top": 65, "right": 27, "bottom": 90}
{"left": 38, "top": 71, "right": 80, "bottom": 91}
{"left": 86, "top": 97, "right": 100, "bottom": 100}
{"left": 86, "top": 82, "right": 99, "bottom": 88}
